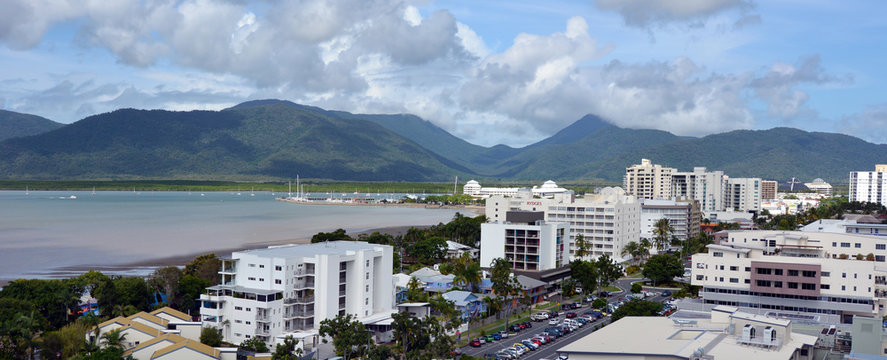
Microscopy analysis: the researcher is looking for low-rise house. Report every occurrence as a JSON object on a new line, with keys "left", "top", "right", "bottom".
{"left": 446, "top": 241, "right": 479, "bottom": 259}
{"left": 409, "top": 267, "right": 455, "bottom": 293}
{"left": 440, "top": 291, "right": 488, "bottom": 321}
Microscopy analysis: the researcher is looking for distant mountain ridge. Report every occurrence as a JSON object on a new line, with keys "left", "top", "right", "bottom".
{"left": 0, "top": 99, "right": 883, "bottom": 183}
{"left": 0, "top": 110, "right": 65, "bottom": 141}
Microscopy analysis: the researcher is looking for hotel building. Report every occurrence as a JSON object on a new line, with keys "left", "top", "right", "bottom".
{"left": 640, "top": 198, "right": 701, "bottom": 241}
{"left": 761, "top": 180, "right": 778, "bottom": 200}
{"left": 485, "top": 187, "right": 640, "bottom": 260}
{"left": 624, "top": 158, "right": 675, "bottom": 200}
{"left": 691, "top": 230, "right": 887, "bottom": 323}
{"left": 849, "top": 165, "right": 887, "bottom": 206}
{"left": 480, "top": 211, "right": 569, "bottom": 271}
{"left": 199, "top": 241, "right": 394, "bottom": 345}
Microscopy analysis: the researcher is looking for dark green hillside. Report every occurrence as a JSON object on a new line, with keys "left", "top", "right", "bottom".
{"left": 590, "top": 127, "right": 887, "bottom": 183}
{"left": 493, "top": 125, "right": 684, "bottom": 180}
{"left": 0, "top": 110, "right": 65, "bottom": 141}
{"left": 0, "top": 103, "right": 470, "bottom": 181}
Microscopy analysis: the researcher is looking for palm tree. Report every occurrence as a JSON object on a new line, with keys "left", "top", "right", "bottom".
{"left": 574, "top": 234, "right": 590, "bottom": 259}
{"left": 100, "top": 329, "right": 128, "bottom": 350}
{"left": 14, "top": 312, "right": 41, "bottom": 360}
{"left": 639, "top": 238, "right": 653, "bottom": 263}
{"left": 621, "top": 241, "right": 640, "bottom": 265}
{"left": 653, "top": 218, "right": 674, "bottom": 252}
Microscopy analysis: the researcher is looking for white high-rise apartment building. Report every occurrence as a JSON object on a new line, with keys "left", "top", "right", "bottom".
{"left": 480, "top": 211, "right": 569, "bottom": 271}
{"left": 486, "top": 187, "right": 640, "bottom": 261}
{"left": 692, "top": 230, "right": 887, "bottom": 323}
{"left": 199, "top": 241, "right": 394, "bottom": 345}
{"left": 640, "top": 199, "right": 701, "bottom": 241}
{"left": 725, "top": 177, "right": 762, "bottom": 212}
{"left": 624, "top": 159, "right": 675, "bottom": 200}
{"left": 849, "top": 165, "right": 887, "bottom": 206}
{"left": 672, "top": 167, "right": 726, "bottom": 212}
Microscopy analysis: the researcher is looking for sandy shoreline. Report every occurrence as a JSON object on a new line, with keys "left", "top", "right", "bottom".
{"left": 0, "top": 225, "right": 433, "bottom": 286}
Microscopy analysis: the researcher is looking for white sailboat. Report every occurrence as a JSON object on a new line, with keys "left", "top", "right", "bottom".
{"left": 25, "top": 186, "right": 29, "bottom": 195}
{"left": 92, "top": 186, "right": 96, "bottom": 195}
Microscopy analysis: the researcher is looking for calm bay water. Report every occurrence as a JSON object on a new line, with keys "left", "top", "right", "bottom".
{"left": 0, "top": 190, "right": 461, "bottom": 282}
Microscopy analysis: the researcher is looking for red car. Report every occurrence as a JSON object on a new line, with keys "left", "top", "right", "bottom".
{"left": 470, "top": 339, "right": 482, "bottom": 347}
{"left": 565, "top": 312, "right": 577, "bottom": 318}
{"left": 530, "top": 338, "right": 543, "bottom": 346}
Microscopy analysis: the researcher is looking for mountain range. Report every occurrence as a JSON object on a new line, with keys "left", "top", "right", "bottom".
{"left": 0, "top": 100, "right": 884, "bottom": 183}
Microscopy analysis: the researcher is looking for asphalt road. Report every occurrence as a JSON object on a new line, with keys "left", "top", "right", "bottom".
{"left": 459, "top": 277, "right": 669, "bottom": 359}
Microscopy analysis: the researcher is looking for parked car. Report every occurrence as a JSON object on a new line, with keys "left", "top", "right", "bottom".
{"left": 522, "top": 321, "right": 533, "bottom": 329}
{"left": 529, "top": 338, "right": 543, "bottom": 346}
{"left": 470, "top": 339, "right": 482, "bottom": 347}
{"left": 498, "top": 330, "right": 510, "bottom": 339}
{"left": 545, "top": 327, "right": 563, "bottom": 337}
{"left": 548, "top": 318, "right": 560, "bottom": 326}
{"left": 509, "top": 324, "right": 522, "bottom": 332}
{"left": 478, "top": 337, "right": 487, "bottom": 344}
{"left": 662, "top": 290, "right": 672, "bottom": 297}
{"left": 486, "top": 334, "right": 495, "bottom": 342}
{"left": 548, "top": 311, "right": 559, "bottom": 318}
{"left": 565, "top": 312, "right": 577, "bottom": 318}
{"left": 532, "top": 312, "right": 550, "bottom": 321}
{"left": 521, "top": 339, "right": 539, "bottom": 350}
{"left": 492, "top": 332, "right": 502, "bottom": 341}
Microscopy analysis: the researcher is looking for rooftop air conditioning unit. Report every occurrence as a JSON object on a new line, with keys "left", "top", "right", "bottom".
{"left": 763, "top": 326, "right": 775, "bottom": 345}
{"left": 742, "top": 324, "right": 752, "bottom": 342}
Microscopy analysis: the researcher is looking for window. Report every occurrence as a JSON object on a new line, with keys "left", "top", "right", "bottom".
{"left": 366, "top": 260, "right": 370, "bottom": 267}
{"left": 821, "top": 272, "right": 830, "bottom": 277}
{"left": 249, "top": 264, "right": 256, "bottom": 267}
{"left": 275, "top": 266, "right": 282, "bottom": 271}
{"left": 855, "top": 243, "right": 862, "bottom": 248}
{"left": 366, "top": 272, "right": 370, "bottom": 280}
{"left": 235, "top": 306, "right": 243, "bottom": 311}
{"left": 788, "top": 270, "right": 799, "bottom": 276}
{"left": 713, "top": 252, "right": 724, "bottom": 257}
{"left": 248, "top": 277, "right": 256, "bottom": 281}
{"left": 842, "top": 273, "right": 847, "bottom": 278}
{"left": 366, "top": 285, "right": 369, "bottom": 292}
{"left": 245, "top": 321, "right": 251, "bottom": 325}
{"left": 745, "top": 267, "right": 751, "bottom": 272}
{"left": 259, "top": 264, "right": 265, "bottom": 268}
{"left": 696, "top": 275, "right": 704, "bottom": 281}
{"left": 235, "top": 320, "right": 242, "bottom": 324}
{"left": 821, "top": 284, "right": 830, "bottom": 289}
{"left": 802, "top": 271, "right": 816, "bottom": 277}
{"left": 246, "top": 308, "right": 251, "bottom": 311}
{"left": 842, "top": 285, "right": 846, "bottom": 291}
{"left": 275, "top": 279, "right": 282, "bottom": 284}
{"left": 877, "top": 244, "right": 886, "bottom": 250}
{"left": 774, "top": 269, "right": 783, "bottom": 276}
{"left": 730, "top": 266, "right": 738, "bottom": 271}
{"left": 756, "top": 268, "right": 772, "bottom": 275}
{"left": 801, "top": 283, "right": 816, "bottom": 290}
{"left": 756, "top": 280, "right": 771, "bottom": 287}
{"left": 832, "top": 242, "right": 837, "bottom": 247}
{"left": 729, "top": 278, "right": 739, "bottom": 283}
{"left": 841, "top": 243, "right": 851, "bottom": 248}
{"left": 259, "top": 278, "right": 264, "bottom": 282}
{"left": 744, "top": 279, "right": 750, "bottom": 284}
{"left": 877, "top": 255, "right": 886, "bottom": 262}
{"left": 787, "top": 282, "right": 798, "bottom": 289}
{"left": 774, "top": 281, "right": 783, "bottom": 288}
{"left": 365, "top": 298, "right": 369, "bottom": 305}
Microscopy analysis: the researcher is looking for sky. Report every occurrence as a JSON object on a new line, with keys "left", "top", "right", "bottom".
{"left": 0, "top": 0, "right": 885, "bottom": 147}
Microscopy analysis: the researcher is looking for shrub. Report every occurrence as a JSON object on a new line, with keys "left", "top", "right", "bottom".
{"left": 630, "top": 283, "right": 642, "bottom": 294}
{"left": 592, "top": 298, "right": 608, "bottom": 309}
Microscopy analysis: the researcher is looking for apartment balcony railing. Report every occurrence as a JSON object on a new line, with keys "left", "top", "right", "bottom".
{"left": 339, "top": 290, "right": 347, "bottom": 296}
{"left": 255, "top": 314, "right": 270, "bottom": 322}
{"left": 284, "top": 311, "right": 314, "bottom": 319}
{"left": 256, "top": 327, "right": 271, "bottom": 336}
{"left": 284, "top": 296, "right": 315, "bottom": 304}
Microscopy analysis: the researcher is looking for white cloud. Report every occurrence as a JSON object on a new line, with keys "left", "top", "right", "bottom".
{"left": 593, "top": 0, "right": 755, "bottom": 28}
{"left": 841, "top": 106, "right": 887, "bottom": 144}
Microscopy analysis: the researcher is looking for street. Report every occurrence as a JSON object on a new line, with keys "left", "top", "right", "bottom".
{"left": 459, "top": 277, "right": 669, "bottom": 359}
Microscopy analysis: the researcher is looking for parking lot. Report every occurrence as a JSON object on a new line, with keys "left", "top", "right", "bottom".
{"left": 459, "top": 282, "right": 673, "bottom": 360}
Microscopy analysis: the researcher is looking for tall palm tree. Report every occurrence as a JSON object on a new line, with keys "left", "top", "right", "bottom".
{"left": 639, "top": 238, "right": 653, "bottom": 262}
{"left": 653, "top": 218, "right": 674, "bottom": 252}
{"left": 574, "top": 234, "right": 590, "bottom": 258}
{"left": 621, "top": 241, "right": 640, "bottom": 265}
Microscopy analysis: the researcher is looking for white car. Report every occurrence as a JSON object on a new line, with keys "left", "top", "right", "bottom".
{"left": 548, "top": 318, "right": 560, "bottom": 326}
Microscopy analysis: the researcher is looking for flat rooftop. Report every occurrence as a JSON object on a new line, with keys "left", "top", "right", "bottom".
{"left": 234, "top": 241, "right": 387, "bottom": 258}
{"left": 558, "top": 316, "right": 816, "bottom": 360}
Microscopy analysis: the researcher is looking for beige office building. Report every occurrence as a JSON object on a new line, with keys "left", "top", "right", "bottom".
{"left": 624, "top": 158, "right": 675, "bottom": 200}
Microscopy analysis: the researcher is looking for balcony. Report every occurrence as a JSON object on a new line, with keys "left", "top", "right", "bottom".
{"left": 293, "top": 281, "right": 315, "bottom": 290}
{"left": 284, "top": 310, "right": 314, "bottom": 319}
{"left": 256, "top": 327, "right": 271, "bottom": 336}
{"left": 284, "top": 296, "right": 315, "bottom": 304}
{"left": 255, "top": 314, "right": 270, "bottom": 322}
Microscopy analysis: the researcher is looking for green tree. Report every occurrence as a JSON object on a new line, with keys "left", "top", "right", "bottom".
{"left": 489, "top": 258, "right": 521, "bottom": 331}
{"left": 239, "top": 337, "right": 270, "bottom": 353}
{"left": 642, "top": 254, "right": 683, "bottom": 286}
{"left": 569, "top": 260, "right": 597, "bottom": 299}
{"left": 100, "top": 328, "right": 127, "bottom": 350}
{"left": 405, "top": 277, "right": 427, "bottom": 302}
{"left": 148, "top": 266, "right": 182, "bottom": 303}
{"left": 621, "top": 241, "right": 641, "bottom": 265}
{"left": 631, "top": 282, "right": 642, "bottom": 294}
{"left": 610, "top": 299, "right": 663, "bottom": 321}
{"left": 311, "top": 229, "right": 353, "bottom": 243}
{"left": 639, "top": 238, "right": 653, "bottom": 262}
{"left": 184, "top": 254, "right": 222, "bottom": 284}
{"left": 653, "top": 218, "right": 674, "bottom": 252}
{"left": 318, "top": 313, "right": 372, "bottom": 360}
{"left": 41, "top": 322, "right": 89, "bottom": 359}
{"left": 595, "top": 254, "right": 623, "bottom": 293}
{"left": 591, "top": 298, "right": 608, "bottom": 309}
{"left": 111, "top": 276, "right": 153, "bottom": 312}
{"left": 0, "top": 278, "right": 80, "bottom": 330}
{"left": 408, "top": 236, "right": 447, "bottom": 265}
{"left": 574, "top": 234, "right": 590, "bottom": 258}
{"left": 200, "top": 327, "right": 223, "bottom": 347}
{"left": 391, "top": 312, "right": 454, "bottom": 360}
{"left": 176, "top": 275, "right": 210, "bottom": 314}
{"left": 450, "top": 253, "right": 482, "bottom": 292}
{"left": 272, "top": 335, "right": 302, "bottom": 360}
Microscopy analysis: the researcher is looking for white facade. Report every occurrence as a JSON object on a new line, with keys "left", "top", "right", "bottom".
{"left": 673, "top": 167, "right": 727, "bottom": 212}
{"left": 480, "top": 220, "right": 569, "bottom": 271}
{"left": 804, "top": 178, "right": 833, "bottom": 196}
{"left": 725, "top": 177, "right": 762, "bottom": 212}
{"left": 849, "top": 165, "right": 887, "bottom": 206}
{"left": 691, "top": 230, "right": 887, "bottom": 323}
{"left": 640, "top": 199, "right": 700, "bottom": 241}
{"left": 462, "top": 180, "right": 571, "bottom": 199}
{"left": 200, "top": 241, "right": 394, "bottom": 346}
{"left": 485, "top": 187, "right": 640, "bottom": 261}
{"left": 624, "top": 158, "right": 675, "bottom": 200}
